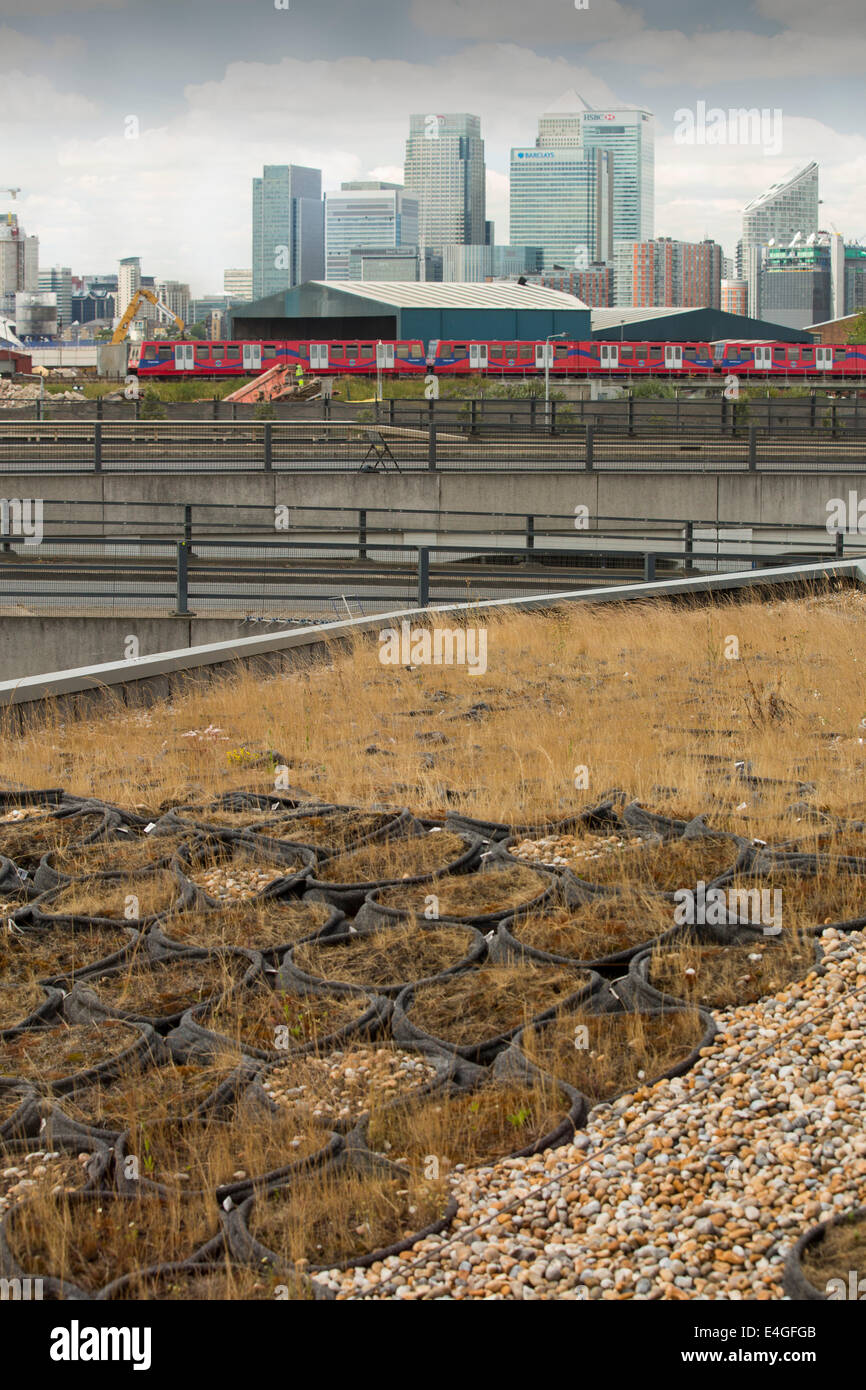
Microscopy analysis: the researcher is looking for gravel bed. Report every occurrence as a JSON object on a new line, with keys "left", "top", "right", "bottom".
{"left": 261, "top": 1046, "right": 440, "bottom": 1127}
{"left": 321, "top": 926, "right": 866, "bottom": 1299}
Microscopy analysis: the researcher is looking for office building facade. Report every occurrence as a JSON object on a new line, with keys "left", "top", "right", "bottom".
{"left": 224, "top": 268, "right": 253, "bottom": 300}
{"left": 252, "top": 164, "right": 324, "bottom": 299}
{"left": 37, "top": 266, "right": 72, "bottom": 334}
{"left": 403, "top": 114, "right": 486, "bottom": 253}
{"left": 324, "top": 183, "right": 419, "bottom": 280}
{"left": 510, "top": 146, "right": 613, "bottom": 272}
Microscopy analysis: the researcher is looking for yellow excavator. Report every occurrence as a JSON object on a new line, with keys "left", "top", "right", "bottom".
{"left": 110, "top": 287, "right": 186, "bottom": 345}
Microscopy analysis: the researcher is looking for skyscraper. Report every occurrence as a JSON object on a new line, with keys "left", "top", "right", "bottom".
{"left": 739, "top": 162, "right": 819, "bottom": 316}
{"left": 510, "top": 93, "right": 653, "bottom": 272}
{"left": 252, "top": 165, "right": 324, "bottom": 299}
{"left": 324, "top": 183, "right": 419, "bottom": 281}
{"left": 403, "top": 114, "right": 486, "bottom": 255}
{"left": 510, "top": 145, "right": 613, "bottom": 272}
{"left": 117, "top": 256, "right": 141, "bottom": 317}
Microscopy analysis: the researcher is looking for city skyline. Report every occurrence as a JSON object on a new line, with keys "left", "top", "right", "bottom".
{"left": 2, "top": 0, "right": 863, "bottom": 294}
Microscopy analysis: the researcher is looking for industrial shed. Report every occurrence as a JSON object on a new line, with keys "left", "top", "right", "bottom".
{"left": 590, "top": 306, "right": 813, "bottom": 344}
{"left": 229, "top": 280, "right": 591, "bottom": 342}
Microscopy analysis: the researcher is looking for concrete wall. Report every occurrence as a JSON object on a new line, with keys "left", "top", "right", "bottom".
{"left": 1, "top": 467, "right": 862, "bottom": 534}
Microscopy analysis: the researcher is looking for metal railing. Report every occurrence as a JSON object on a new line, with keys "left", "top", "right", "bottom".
{"left": 0, "top": 532, "right": 858, "bottom": 620}
{"left": 0, "top": 417, "right": 865, "bottom": 473}
{"left": 7, "top": 390, "right": 866, "bottom": 433}
{"left": 0, "top": 498, "right": 859, "bottom": 552}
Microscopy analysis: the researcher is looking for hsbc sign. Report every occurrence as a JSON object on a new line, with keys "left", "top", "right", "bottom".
{"left": 585, "top": 113, "right": 618, "bottom": 121}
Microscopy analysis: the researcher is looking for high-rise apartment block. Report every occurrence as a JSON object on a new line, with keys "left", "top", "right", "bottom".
{"left": 154, "top": 280, "right": 191, "bottom": 327}
{"left": 252, "top": 165, "right": 324, "bottom": 299}
{"left": 404, "top": 114, "right": 486, "bottom": 253}
{"left": 613, "top": 237, "right": 722, "bottom": 308}
{"left": 0, "top": 213, "right": 38, "bottom": 318}
{"left": 738, "top": 162, "right": 819, "bottom": 316}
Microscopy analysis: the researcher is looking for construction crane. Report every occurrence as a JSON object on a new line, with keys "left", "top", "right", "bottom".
{"left": 110, "top": 287, "right": 186, "bottom": 345}
{"left": 3, "top": 188, "right": 21, "bottom": 199}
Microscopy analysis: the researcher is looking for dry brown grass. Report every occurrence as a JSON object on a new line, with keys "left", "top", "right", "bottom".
{"left": 1, "top": 589, "right": 863, "bottom": 841}
{"left": 376, "top": 863, "right": 548, "bottom": 916}
{"left": 201, "top": 982, "right": 368, "bottom": 1053}
{"left": 103, "top": 1261, "right": 314, "bottom": 1301}
{"left": 247, "top": 1165, "right": 450, "bottom": 1268}
{"left": 407, "top": 962, "right": 590, "bottom": 1045}
{"left": 520, "top": 1008, "right": 707, "bottom": 1106}
{"left": 5, "top": 1188, "right": 218, "bottom": 1291}
{"left": 0, "top": 978, "right": 47, "bottom": 1028}
{"left": 0, "top": 1019, "right": 143, "bottom": 1083}
{"left": 646, "top": 932, "right": 816, "bottom": 1007}
{"left": 366, "top": 1078, "right": 571, "bottom": 1169}
{"left": 511, "top": 893, "right": 676, "bottom": 961}
{"left": 724, "top": 864, "right": 866, "bottom": 929}
{"left": 580, "top": 836, "right": 743, "bottom": 890}
{"left": 38, "top": 870, "right": 182, "bottom": 921}
{"left": 292, "top": 922, "right": 478, "bottom": 990}
{"left": 1, "top": 920, "right": 133, "bottom": 985}
{"left": 121, "top": 1108, "right": 332, "bottom": 1193}
{"left": 315, "top": 831, "right": 468, "bottom": 885}
{"left": 60, "top": 1051, "right": 246, "bottom": 1131}
{"left": 801, "top": 1212, "right": 866, "bottom": 1289}
{"left": 79, "top": 951, "right": 250, "bottom": 1019}
{"left": 159, "top": 897, "right": 333, "bottom": 952}
{"left": 44, "top": 832, "right": 190, "bottom": 877}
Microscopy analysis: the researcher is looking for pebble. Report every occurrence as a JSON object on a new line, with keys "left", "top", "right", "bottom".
{"left": 320, "top": 927, "right": 866, "bottom": 1300}
{"left": 190, "top": 864, "right": 283, "bottom": 901}
{"left": 261, "top": 1046, "right": 439, "bottom": 1126}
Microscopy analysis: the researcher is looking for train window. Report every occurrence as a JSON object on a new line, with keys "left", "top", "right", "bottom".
{"left": 800, "top": 347, "right": 814, "bottom": 359}
{"left": 773, "top": 347, "right": 787, "bottom": 359}
{"left": 619, "top": 346, "right": 634, "bottom": 361}
{"left": 158, "top": 346, "right": 172, "bottom": 361}
{"left": 684, "top": 348, "right": 697, "bottom": 361}
{"left": 263, "top": 345, "right": 277, "bottom": 359}
{"left": 226, "top": 346, "right": 240, "bottom": 360}
{"left": 520, "top": 345, "right": 533, "bottom": 361}
{"left": 329, "top": 344, "right": 344, "bottom": 357}
{"left": 195, "top": 345, "right": 210, "bottom": 361}
{"left": 360, "top": 343, "right": 373, "bottom": 354}
{"left": 634, "top": 345, "right": 648, "bottom": 361}
{"left": 452, "top": 345, "right": 468, "bottom": 360}
{"left": 555, "top": 345, "right": 569, "bottom": 360}
{"left": 345, "top": 344, "right": 358, "bottom": 355}
{"left": 396, "top": 345, "right": 411, "bottom": 358}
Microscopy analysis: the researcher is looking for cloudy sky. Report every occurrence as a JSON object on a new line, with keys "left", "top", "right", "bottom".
{"left": 2, "top": 0, "right": 863, "bottom": 293}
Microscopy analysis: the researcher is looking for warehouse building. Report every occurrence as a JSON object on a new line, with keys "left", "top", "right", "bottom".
{"left": 590, "top": 305, "right": 813, "bottom": 343}
{"left": 229, "top": 279, "right": 591, "bottom": 342}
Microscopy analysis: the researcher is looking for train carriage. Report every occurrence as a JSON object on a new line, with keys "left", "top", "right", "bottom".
{"left": 128, "top": 336, "right": 866, "bottom": 382}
